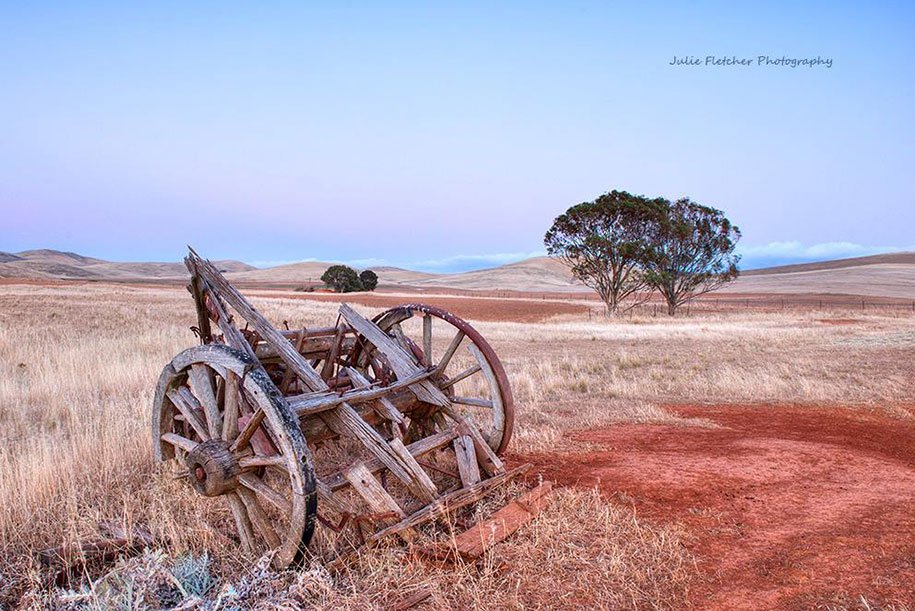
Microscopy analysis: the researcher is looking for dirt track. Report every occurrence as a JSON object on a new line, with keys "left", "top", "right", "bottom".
{"left": 514, "top": 405, "right": 915, "bottom": 609}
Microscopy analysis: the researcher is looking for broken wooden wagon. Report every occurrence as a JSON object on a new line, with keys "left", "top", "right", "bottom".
{"left": 152, "top": 250, "right": 531, "bottom": 568}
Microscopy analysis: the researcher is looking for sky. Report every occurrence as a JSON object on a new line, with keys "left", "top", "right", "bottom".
{"left": 2, "top": 1, "right": 913, "bottom": 272}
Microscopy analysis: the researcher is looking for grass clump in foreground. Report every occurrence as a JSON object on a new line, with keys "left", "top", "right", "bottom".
{"left": 28, "top": 488, "right": 693, "bottom": 610}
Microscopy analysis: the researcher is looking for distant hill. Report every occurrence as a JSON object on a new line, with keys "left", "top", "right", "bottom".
{"left": 411, "top": 257, "right": 583, "bottom": 292}
{"left": 742, "top": 252, "right": 915, "bottom": 275}
{"left": 725, "top": 252, "right": 915, "bottom": 299}
{"left": 0, "top": 249, "right": 254, "bottom": 281}
{"left": 226, "top": 262, "right": 438, "bottom": 286}
{"left": 1, "top": 248, "right": 912, "bottom": 299}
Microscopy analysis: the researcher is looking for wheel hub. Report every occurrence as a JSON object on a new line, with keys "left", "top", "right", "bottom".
{"left": 186, "top": 440, "right": 239, "bottom": 497}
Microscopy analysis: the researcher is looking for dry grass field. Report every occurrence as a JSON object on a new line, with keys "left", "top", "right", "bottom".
{"left": 1, "top": 282, "right": 913, "bottom": 609}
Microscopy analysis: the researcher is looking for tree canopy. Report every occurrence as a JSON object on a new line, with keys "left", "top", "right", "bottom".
{"left": 321, "top": 265, "right": 363, "bottom": 293}
{"left": 643, "top": 198, "right": 741, "bottom": 315}
{"left": 359, "top": 269, "right": 378, "bottom": 291}
{"left": 544, "top": 190, "right": 666, "bottom": 314}
{"left": 545, "top": 191, "right": 740, "bottom": 315}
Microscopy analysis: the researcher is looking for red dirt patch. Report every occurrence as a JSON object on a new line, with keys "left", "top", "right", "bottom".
{"left": 512, "top": 405, "right": 915, "bottom": 609}
{"left": 257, "top": 292, "right": 587, "bottom": 323}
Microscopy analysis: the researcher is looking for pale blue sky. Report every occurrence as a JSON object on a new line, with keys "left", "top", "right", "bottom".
{"left": 2, "top": 2, "right": 913, "bottom": 271}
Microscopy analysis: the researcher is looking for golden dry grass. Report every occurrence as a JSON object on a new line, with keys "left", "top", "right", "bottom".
{"left": 1, "top": 282, "right": 912, "bottom": 608}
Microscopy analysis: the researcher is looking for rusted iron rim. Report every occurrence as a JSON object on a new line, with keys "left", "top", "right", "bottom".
{"left": 371, "top": 304, "right": 515, "bottom": 455}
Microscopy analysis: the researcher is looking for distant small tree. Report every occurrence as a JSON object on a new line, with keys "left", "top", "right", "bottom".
{"left": 644, "top": 198, "right": 741, "bottom": 315}
{"left": 321, "top": 265, "right": 363, "bottom": 293}
{"left": 544, "top": 190, "right": 666, "bottom": 315}
{"left": 359, "top": 270, "right": 378, "bottom": 291}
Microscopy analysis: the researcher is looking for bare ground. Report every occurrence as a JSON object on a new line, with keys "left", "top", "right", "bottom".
{"left": 515, "top": 404, "right": 915, "bottom": 609}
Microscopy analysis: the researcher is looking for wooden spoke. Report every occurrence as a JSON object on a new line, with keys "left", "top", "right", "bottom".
{"left": 166, "top": 389, "right": 209, "bottom": 441}
{"left": 422, "top": 314, "right": 433, "bottom": 365}
{"left": 451, "top": 396, "right": 494, "bottom": 409}
{"left": 160, "top": 432, "right": 198, "bottom": 453}
{"left": 237, "top": 486, "right": 281, "bottom": 549}
{"left": 440, "top": 363, "right": 482, "bottom": 389}
{"left": 227, "top": 492, "right": 257, "bottom": 553}
{"left": 231, "top": 409, "right": 265, "bottom": 452}
{"left": 188, "top": 364, "right": 222, "bottom": 438}
{"left": 468, "top": 342, "right": 505, "bottom": 438}
{"left": 239, "top": 455, "right": 287, "bottom": 470}
{"left": 434, "top": 330, "right": 465, "bottom": 376}
{"left": 222, "top": 371, "right": 240, "bottom": 441}
{"left": 239, "top": 473, "right": 292, "bottom": 515}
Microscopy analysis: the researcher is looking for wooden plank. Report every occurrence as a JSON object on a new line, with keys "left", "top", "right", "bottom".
{"left": 322, "top": 404, "right": 438, "bottom": 502}
{"left": 324, "top": 428, "right": 458, "bottom": 491}
{"left": 445, "top": 482, "right": 553, "bottom": 560}
{"left": 363, "top": 464, "right": 531, "bottom": 546}
{"left": 452, "top": 435, "right": 481, "bottom": 487}
{"left": 339, "top": 304, "right": 450, "bottom": 407}
{"left": 320, "top": 325, "right": 345, "bottom": 380}
{"left": 191, "top": 253, "right": 326, "bottom": 392}
{"left": 287, "top": 369, "right": 432, "bottom": 416}
{"left": 345, "top": 367, "right": 405, "bottom": 425}
{"left": 345, "top": 462, "right": 416, "bottom": 542}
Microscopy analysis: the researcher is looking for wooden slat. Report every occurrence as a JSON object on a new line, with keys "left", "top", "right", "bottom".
{"left": 345, "top": 367, "right": 404, "bottom": 425}
{"left": 437, "top": 482, "right": 553, "bottom": 560}
{"left": 339, "top": 304, "right": 450, "bottom": 407}
{"left": 453, "top": 435, "right": 481, "bottom": 487}
{"left": 320, "top": 325, "right": 345, "bottom": 380}
{"left": 345, "top": 462, "right": 416, "bottom": 542}
{"left": 324, "top": 428, "right": 458, "bottom": 491}
{"left": 362, "top": 464, "right": 531, "bottom": 546}
{"left": 322, "top": 404, "right": 438, "bottom": 502}
{"left": 287, "top": 369, "right": 432, "bottom": 416}
{"left": 191, "top": 254, "right": 326, "bottom": 392}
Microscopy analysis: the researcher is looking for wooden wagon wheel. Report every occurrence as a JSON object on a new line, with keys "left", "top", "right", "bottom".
{"left": 152, "top": 344, "right": 317, "bottom": 568}
{"left": 351, "top": 304, "right": 514, "bottom": 455}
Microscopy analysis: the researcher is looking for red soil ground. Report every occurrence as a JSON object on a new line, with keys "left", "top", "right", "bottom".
{"left": 512, "top": 405, "right": 915, "bottom": 609}
{"left": 258, "top": 291, "right": 589, "bottom": 323}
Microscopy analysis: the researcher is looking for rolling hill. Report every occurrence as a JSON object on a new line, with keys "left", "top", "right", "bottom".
{"left": 1, "top": 249, "right": 912, "bottom": 299}
{"left": 0, "top": 250, "right": 254, "bottom": 281}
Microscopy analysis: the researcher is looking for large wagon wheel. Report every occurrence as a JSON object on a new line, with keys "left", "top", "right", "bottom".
{"left": 353, "top": 304, "right": 514, "bottom": 455}
{"left": 152, "top": 344, "right": 317, "bottom": 568}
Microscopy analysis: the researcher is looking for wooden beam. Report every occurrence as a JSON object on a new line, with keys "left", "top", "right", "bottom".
{"left": 428, "top": 482, "right": 553, "bottom": 561}
{"left": 338, "top": 304, "right": 450, "bottom": 407}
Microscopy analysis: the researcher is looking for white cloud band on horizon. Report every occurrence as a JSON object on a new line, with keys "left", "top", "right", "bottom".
{"left": 738, "top": 241, "right": 915, "bottom": 269}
